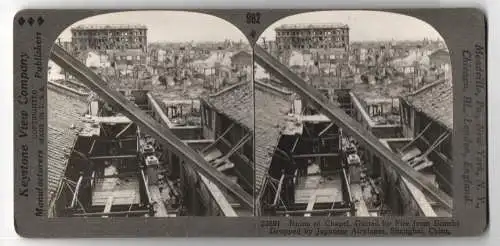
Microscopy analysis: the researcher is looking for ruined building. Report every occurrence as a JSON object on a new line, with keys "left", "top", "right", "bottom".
{"left": 71, "top": 24, "right": 148, "bottom": 53}
{"left": 253, "top": 45, "right": 452, "bottom": 217}
{"left": 275, "top": 23, "right": 350, "bottom": 51}
{"left": 48, "top": 45, "right": 254, "bottom": 217}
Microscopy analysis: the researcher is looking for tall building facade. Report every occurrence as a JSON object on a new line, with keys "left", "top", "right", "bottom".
{"left": 71, "top": 24, "right": 148, "bottom": 53}
{"left": 275, "top": 23, "right": 349, "bottom": 51}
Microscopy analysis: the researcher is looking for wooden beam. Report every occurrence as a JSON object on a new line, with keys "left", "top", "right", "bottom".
{"left": 213, "top": 133, "right": 251, "bottom": 165}
{"left": 183, "top": 139, "right": 215, "bottom": 144}
{"left": 216, "top": 162, "right": 235, "bottom": 172}
{"left": 300, "top": 135, "right": 340, "bottom": 141}
{"left": 73, "top": 210, "right": 149, "bottom": 217}
{"left": 102, "top": 196, "right": 114, "bottom": 218}
{"left": 225, "top": 133, "right": 252, "bottom": 159}
{"left": 220, "top": 137, "right": 254, "bottom": 168}
{"left": 200, "top": 123, "right": 235, "bottom": 154}
{"left": 292, "top": 153, "right": 339, "bottom": 158}
{"left": 90, "top": 171, "right": 95, "bottom": 188}
{"left": 303, "top": 123, "right": 312, "bottom": 136}
{"left": 116, "top": 122, "right": 134, "bottom": 138}
{"left": 272, "top": 173, "right": 285, "bottom": 206}
{"left": 367, "top": 208, "right": 393, "bottom": 213}
{"left": 421, "top": 132, "right": 449, "bottom": 159}
{"left": 304, "top": 192, "right": 317, "bottom": 217}
{"left": 269, "top": 202, "right": 334, "bottom": 211}
{"left": 402, "top": 177, "right": 438, "bottom": 217}
{"left": 73, "top": 150, "right": 92, "bottom": 163}
{"left": 419, "top": 136, "right": 452, "bottom": 167}
{"left": 275, "top": 148, "right": 292, "bottom": 161}
{"left": 342, "top": 168, "right": 353, "bottom": 204}
{"left": 92, "top": 137, "right": 136, "bottom": 142}
{"left": 140, "top": 170, "right": 153, "bottom": 204}
{"left": 277, "top": 208, "right": 352, "bottom": 215}
{"left": 88, "top": 140, "right": 96, "bottom": 155}
{"left": 83, "top": 171, "right": 138, "bottom": 180}
{"left": 70, "top": 175, "right": 83, "bottom": 208}
{"left": 398, "top": 121, "right": 433, "bottom": 154}
{"left": 318, "top": 123, "right": 335, "bottom": 137}
{"left": 99, "top": 123, "right": 109, "bottom": 137}
{"left": 350, "top": 183, "right": 371, "bottom": 217}
{"left": 199, "top": 174, "right": 238, "bottom": 217}
{"left": 89, "top": 154, "right": 136, "bottom": 160}
{"left": 291, "top": 136, "right": 300, "bottom": 153}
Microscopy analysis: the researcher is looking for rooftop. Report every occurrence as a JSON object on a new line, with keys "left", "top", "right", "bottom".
{"left": 106, "top": 49, "right": 146, "bottom": 56}
{"left": 206, "top": 82, "right": 253, "bottom": 131}
{"left": 47, "top": 88, "right": 87, "bottom": 201}
{"left": 276, "top": 23, "right": 349, "bottom": 30}
{"left": 405, "top": 79, "right": 453, "bottom": 130}
{"left": 254, "top": 82, "right": 293, "bottom": 193}
{"left": 205, "top": 81, "right": 293, "bottom": 193}
{"left": 352, "top": 82, "right": 407, "bottom": 101}
{"left": 72, "top": 24, "right": 148, "bottom": 31}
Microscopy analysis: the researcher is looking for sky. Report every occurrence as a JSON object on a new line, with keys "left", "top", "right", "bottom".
{"left": 258, "top": 10, "right": 445, "bottom": 42}
{"left": 57, "top": 10, "right": 445, "bottom": 44}
{"left": 57, "top": 11, "right": 248, "bottom": 43}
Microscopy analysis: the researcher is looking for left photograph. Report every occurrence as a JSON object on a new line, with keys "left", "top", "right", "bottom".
{"left": 47, "top": 11, "right": 254, "bottom": 218}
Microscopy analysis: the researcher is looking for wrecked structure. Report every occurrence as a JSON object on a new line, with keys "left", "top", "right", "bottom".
{"left": 399, "top": 79, "right": 453, "bottom": 197}
{"left": 71, "top": 24, "right": 148, "bottom": 53}
{"left": 68, "top": 24, "right": 149, "bottom": 79}
{"left": 272, "top": 24, "right": 350, "bottom": 79}
{"left": 275, "top": 23, "right": 350, "bottom": 51}
{"left": 48, "top": 44, "right": 254, "bottom": 217}
{"left": 254, "top": 45, "right": 452, "bottom": 217}
{"left": 148, "top": 44, "right": 252, "bottom": 94}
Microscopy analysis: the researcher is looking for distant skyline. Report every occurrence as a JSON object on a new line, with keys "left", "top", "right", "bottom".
{"left": 56, "top": 10, "right": 446, "bottom": 45}
{"left": 259, "top": 11, "right": 446, "bottom": 43}
{"left": 57, "top": 11, "right": 248, "bottom": 43}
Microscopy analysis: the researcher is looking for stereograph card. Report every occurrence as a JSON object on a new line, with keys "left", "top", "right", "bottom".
{"left": 13, "top": 8, "right": 488, "bottom": 237}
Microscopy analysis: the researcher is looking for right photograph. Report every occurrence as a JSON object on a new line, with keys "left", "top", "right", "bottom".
{"left": 253, "top": 11, "right": 452, "bottom": 217}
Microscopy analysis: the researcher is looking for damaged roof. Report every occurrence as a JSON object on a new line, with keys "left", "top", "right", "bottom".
{"left": 206, "top": 82, "right": 253, "bottom": 130}
{"left": 254, "top": 83, "right": 293, "bottom": 193}
{"left": 206, "top": 81, "right": 293, "bottom": 193}
{"left": 48, "top": 88, "right": 87, "bottom": 202}
{"left": 405, "top": 79, "right": 453, "bottom": 130}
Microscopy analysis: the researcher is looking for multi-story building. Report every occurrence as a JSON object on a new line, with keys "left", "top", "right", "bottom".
{"left": 275, "top": 23, "right": 349, "bottom": 51}
{"left": 71, "top": 24, "right": 148, "bottom": 53}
